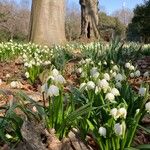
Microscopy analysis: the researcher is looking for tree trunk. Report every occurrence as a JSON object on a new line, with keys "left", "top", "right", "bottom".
{"left": 79, "top": 0, "right": 100, "bottom": 39}
{"left": 29, "top": 0, "right": 66, "bottom": 47}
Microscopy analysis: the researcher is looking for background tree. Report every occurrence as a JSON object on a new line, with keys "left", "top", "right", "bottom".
{"left": 29, "top": 0, "right": 66, "bottom": 46}
{"left": 112, "top": 8, "right": 133, "bottom": 26}
{"left": 65, "top": 1, "right": 80, "bottom": 41}
{"left": 98, "top": 12, "right": 126, "bottom": 41}
{"left": 127, "top": 0, "right": 150, "bottom": 43}
{"left": 0, "top": 0, "right": 30, "bottom": 42}
{"left": 79, "top": 0, "right": 100, "bottom": 39}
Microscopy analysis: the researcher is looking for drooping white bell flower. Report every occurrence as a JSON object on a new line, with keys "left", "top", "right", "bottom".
{"left": 130, "top": 73, "right": 134, "bottom": 78}
{"left": 25, "top": 72, "right": 30, "bottom": 78}
{"left": 115, "top": 82, "right": 122, "bottom": 89}
{"left": 145, "top": 102, "right": 150, "bottom": 113}
{"left": 54, "top": 74, "right": 66, "bottom": 84}
{"left": 104, "top": 73, "right": 110, "bottom": 81}
{"left": 135, "top": 70, "right": 141, "bottom": 77}
{"left": 77, "top": 68, "right": 83, "bottom": 74}
{"left": 98, "top": 127, "right": 106, "bottom": 138}
{"left": 138, "top": 87, "right": 146, "bottom": 96}
{"left": 117, "top": 108, "right": 127, "bottom": 119}
{"left": 52, "top": 69, "right": 59, "bottom": 76}
{"left": 87, "top": 81, "right": 95, "bottom": 90}
{"left": 125, "top": 62, "right": 131, "bottom": 68}
{"left": 114, "top": 123, "right": 123, "bottom": 136}
{"left": 105, "top": 93, "right": 115, "bottom": 102}
{"left": 112, "top": 65, "right": 119, "bottom": 71}
{"left": 143, "top": 71, "right": 149, "bottom": 78}
{"left": 47, "top": 85, "right": 59, "bottom": 97}
{"left": 111, "top": 88, "right": 120, "bottom": 96}
{"left": 115, "top": 74, "right": 124, "bottom": 82}
{"left": 90, "top": 67, "right": 97, "bottom": 76}
{"left": 79, "top": 83, "right": 87, "bottom": 90}
{"left": 98, "top": 79, "right": 109, "bottom": 92}
{"left": 110, "top": 108, "right": 118, "bottom": 120}
{"left": 129, "top": 65, "right": 135, "bottom": 71}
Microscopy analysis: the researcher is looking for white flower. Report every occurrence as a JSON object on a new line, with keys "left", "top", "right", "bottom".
{"left": 135, "top": 70, "right": 140, "bottom": 77}
{"left": 77, "top": 68, "right": 83, "bottom": 74}
{"left": 95, "top": 86, "right": 101, "bottom": 94}
{"left": 98, "top": 79, "right": 109, "bottom": 92}
{"left": 143, "top": 71, "right": 149, "bottom": 78}
{"left": 93, "top": 72, "right": 100, "bottom": 79}
{"left": 54, "top": 75, "right": 66, "bottom": 84}
{"left": 79, "top": 83, "right": 87, "bottom": 90}
{"left": 25, "top": 72, "right": 30, "bottom": 78}
{"left": 24, "top": 62, "right": 28, "bottom": 67}
{"left": 90, "top": 67, "right": 99, "bottom": 79}
{"left": 138, "top": 87, "right": 146, "bottom": 96}
{"left": 115, "top": 74, "right": 124, "bottom": 82}
{"left": 98, "top": 62, "right": 101, "bottom": 66}
{"left": 125, "top": 62, "right": 131, "bottom": 68}
{"left": 52, "top": 69, "right": 59, "bottom": 76}
{"left": 117, "top": 108, "right": 127, "bottom": 119}
{"left": 81, "top": 72, "right": 86, "bottom": 78}
{"left": 113, "top": 65, "right": 119, "bottom": 71}
{"left": 112, "top": 72, "right": 117, "bottom": 77}
{"left": 115, "top": 82, "right": 122, "bottom": 88}
{"left": 6, "top": 74, "right": 11, "bottom": 78}
{"left": 114, "top": 123, "right": 123, "bottom": 136}
{"left": 111, "top": 60, "right": 114, "bottom": 64}
{"left": 145, "top": 102, "right": 150, "bottom": 113}
{"left": 10, "top": 81, "right": 17, "bottom": 88}
{"left": 90, "top": 67, "right": 97, "bottom": 75}
{"left": 98, "top": 127, "right": 106, "bottom": 138}
{"left": 129, "top": 65, "right": 135, "bottom": 71}
{"left": 111, "top": 88, "right": 120, "bottom": 96}
{"left": 130, "top": 73, "right": 134, "bottom": 78}
{"left": 47, "top": 85, "right": 59, "bottom": 97}
{"left": 85, "top": 58, "right": 91, "bottom": 64}
{"left": 135, "top": 109, "right": 140, "bottom": 115}
{"left": 104, "top": 73, "right": 110, "bottom": 81}
{"left": 5, "top": 134, "right": 13, "bottom": 139}
{"left": 103, "top": 61, "right": 107, "bottom": 65}
{"left": 105, "top": 93, "right": 115, "bottom": 102}
{"left": 87, "top": 81, "right": 95, "bottom": 90}
{"left": 41, "top": 83, "right": 48, "bottom": 93}
{"left": 110, "top": 108, "right": 118, "bottom": 119}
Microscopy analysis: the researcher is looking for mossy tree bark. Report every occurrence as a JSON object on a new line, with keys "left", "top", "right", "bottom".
{"left": 79, "top": 0, "right": 100, "bottom": 39}
{"left": 29, "top": 0, "right": 66, "bottom": 46}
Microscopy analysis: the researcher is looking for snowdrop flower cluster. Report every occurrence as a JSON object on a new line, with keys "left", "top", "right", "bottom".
{"left": 48, "top": 69, "right": 66, "bottom": 85}
{"left": 125, "top": 62, "right": 135, "bottom": 71}
{"left": 110, "top": 107, "right": 127, "bottom": 120}
{"left": 79, "top": 81, "right": 95, "bottom": 91}
{"left": 130, "top": 70, "right": 141, "bottom": 78}
{"left": 41, "top": 69, "right": 66, "bottom": 98}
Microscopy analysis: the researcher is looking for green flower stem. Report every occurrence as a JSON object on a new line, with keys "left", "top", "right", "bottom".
{"left": 112, "top": 138, "right": 116, "bottom": 150}
{"left": 126, "top": 113, "right": 142, "bottom": 147}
